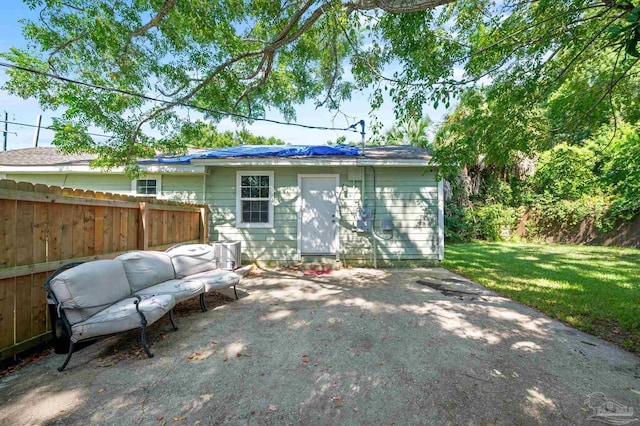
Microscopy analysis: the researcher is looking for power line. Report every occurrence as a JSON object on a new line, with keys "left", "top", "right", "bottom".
{"left": 0, "top": 119, "right": 113, "bottom": 138}
{"left": 0, "top": 61, "right": 361, "bottom": 134}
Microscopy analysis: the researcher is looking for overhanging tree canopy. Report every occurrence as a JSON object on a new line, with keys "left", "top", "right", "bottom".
{"left": 2, "top": 0, "right": 639, "bottom": 171}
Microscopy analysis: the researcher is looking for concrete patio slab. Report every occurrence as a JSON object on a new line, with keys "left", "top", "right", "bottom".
{"left": 1, "top": 268, "right": 639, "bottom": 425}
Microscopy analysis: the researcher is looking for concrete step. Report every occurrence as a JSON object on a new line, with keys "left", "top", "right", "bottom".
{"left": 298, "top": 261, "right": 342, "bottom": 271}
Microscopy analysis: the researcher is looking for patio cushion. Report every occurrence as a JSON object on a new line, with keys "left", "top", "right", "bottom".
{"left": 183, "top": 269, "right": 239, "bottom": 292}
{"left": 134, "top": 279, "right": 205, "bottom": 303}
{"left": 70, "top": 294, "right": 175, "bottom": 342}
{"left": 167, "top": 244, "right": 216, "bottom": 278}
{"left": 49, "top": 260, "right": 131, "bottom": 325}
{"left": 116, "top": 251, "right": 176, "bottom": 292}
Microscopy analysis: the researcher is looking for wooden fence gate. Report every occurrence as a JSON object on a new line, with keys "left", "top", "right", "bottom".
{"left": 0, "top": 179, "right": 209, "bottom": 360}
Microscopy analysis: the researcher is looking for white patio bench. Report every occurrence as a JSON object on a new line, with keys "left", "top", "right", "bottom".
{"left": 45, "top": 244, "right": 240, "bottom": 371}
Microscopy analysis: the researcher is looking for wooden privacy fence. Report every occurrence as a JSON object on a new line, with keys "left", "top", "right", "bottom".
{"left": 0, "top": 179, "right": 210, "bottom": 360}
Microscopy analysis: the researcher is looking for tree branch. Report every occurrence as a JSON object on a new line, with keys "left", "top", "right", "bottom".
{"left": 122, "top": 0, "right": 176, "bottom": 56}
{"left": 47, "top": 31, "right": 89, "bottom": 71}
{"left": 234, "top": 51, "right": 274, "bottom": 109}
{"left": 344, "top": 0, "right": 455, "bottom": 13}
{"left": 127, "top": 0, "right": 340, "bottom": 155}
{"left": 553, "top": 11, "right": 626, "bottom": 83}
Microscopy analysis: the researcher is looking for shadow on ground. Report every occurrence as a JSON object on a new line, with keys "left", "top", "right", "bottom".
{"left": 0, "top": 267, "right": 638, "bottom": 425}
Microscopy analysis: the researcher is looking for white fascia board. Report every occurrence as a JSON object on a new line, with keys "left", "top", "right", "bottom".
{"left": 0, "top": 164, "right": 206, "bottom": 174}
{"left": 191, "top": 158, "right": 436, "bottom": 167}
{"left": 142, "top": 164, "right": 206, "bottom": 173}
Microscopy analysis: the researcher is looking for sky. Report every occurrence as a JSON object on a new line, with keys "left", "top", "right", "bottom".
{"left": 0, "top": 1, "right": 448, "bottom": 151}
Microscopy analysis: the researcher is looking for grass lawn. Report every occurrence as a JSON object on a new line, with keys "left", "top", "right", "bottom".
{"left": 442, "top": 242, "right": 640, "bottom": 353}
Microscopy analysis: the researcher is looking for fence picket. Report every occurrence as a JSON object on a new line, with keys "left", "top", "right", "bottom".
{"left": 0, "top": 178, "right": 209, "bottom": 360}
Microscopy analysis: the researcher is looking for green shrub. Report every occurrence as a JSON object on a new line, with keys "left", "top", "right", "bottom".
{"left": 526, "top": 194, "right": 610, "bottom": 235}
{"left": 445, "top": 201, "right": 518, "bottom": 242}
{"left": 533, "top": 143, "right": 596, "bottom": 201}
{"left": 468, "top": 204, "right": 517, "bottom": 241}
{"left": 483, "top": 178, "right": 513, "bottom": 205}
{"left": 444, "top": 202, "right": 472, "bottom": 242}
{"left": 598, "top": 125, "right": 640, "bottom": 221}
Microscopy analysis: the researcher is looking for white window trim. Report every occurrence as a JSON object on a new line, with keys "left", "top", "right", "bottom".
{"left": 236, "top": 171, "right": 274, "bottom": 229}
{"left": 131, "top": 175, "right": 162, "bottom": 197}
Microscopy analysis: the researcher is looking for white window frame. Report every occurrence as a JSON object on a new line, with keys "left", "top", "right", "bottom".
{"left": 131, "top": 175, "right": 162, "bottom": 197}
{"left": 236, "top": 171, "right": 274, "bottom": 229}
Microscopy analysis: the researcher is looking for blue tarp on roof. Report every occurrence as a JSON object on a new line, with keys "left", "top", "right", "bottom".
{"left": 157, "top": 145, "right": 359, "bottom": 164}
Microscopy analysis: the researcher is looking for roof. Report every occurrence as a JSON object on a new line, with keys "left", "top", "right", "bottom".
{"left": 352, "top": 145, "right": 432, "bottom": 161}
{"left": 0, "top": 147, "right": 96, "bottom": 166}
{"left": 186, "top": 145, "right": 433, "bottom": 167}
{"left": 0, "top": 145, "right": 434, "bottom": 170}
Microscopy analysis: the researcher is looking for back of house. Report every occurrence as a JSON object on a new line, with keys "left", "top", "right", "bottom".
{"left": 0, "top": 145, "right": 444, "bottom": 266}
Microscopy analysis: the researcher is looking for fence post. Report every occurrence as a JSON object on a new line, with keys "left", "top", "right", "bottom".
{"left": 199, "top": 207, "right": 209, "bottom": 244}
{"left": 139, "top": 202, "right": 149, "bottom": 250}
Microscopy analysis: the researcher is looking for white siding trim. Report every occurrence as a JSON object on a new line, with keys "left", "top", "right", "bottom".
{"left": 438, "top": 179, "right": 445, "bottom": 260}
{"left": 297, "top": 174, "right": 340, "bottom": 259}
{"left": 235, "top": 171, "right": 274, "bottom": 229}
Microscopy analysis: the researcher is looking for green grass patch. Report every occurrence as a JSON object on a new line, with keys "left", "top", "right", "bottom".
{"left": 442, "top": 242, "right": 640, "bottom": 353}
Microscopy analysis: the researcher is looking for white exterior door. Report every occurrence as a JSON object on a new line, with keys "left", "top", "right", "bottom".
{"left": 299, "top": 175, "right": 339, "bottom": 255}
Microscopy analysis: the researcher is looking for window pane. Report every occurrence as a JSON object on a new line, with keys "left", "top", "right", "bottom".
{"left": 239, "top": 175, "right": 270, "bottom": 224}
{"left": 136, "top": 179, "right": 157, "bottom": 195}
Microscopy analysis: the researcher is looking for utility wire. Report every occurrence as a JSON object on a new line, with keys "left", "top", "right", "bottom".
{"left": 0, "top": 119, "right": 113, "bottom": 138}
{"left": 0, "top": 61, "right": 360, "bottom": 134}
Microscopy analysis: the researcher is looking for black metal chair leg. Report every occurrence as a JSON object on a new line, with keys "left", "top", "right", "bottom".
{"left": 58, "top": 342, "right": 75, "bottom": 372}
{"left": 140, "top": 325, "right": 154, "bottom": 358}
{"left": 233, "top": 285, "right": 238, "bottom": 300}
{"left": 199, "top": 293, "right": 208, "bottom": 312}
{"left": 169, "top": 309, "right": 178, "bottom": 331}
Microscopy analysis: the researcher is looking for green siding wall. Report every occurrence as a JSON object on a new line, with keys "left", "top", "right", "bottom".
{"left": 161, "top": 174, "right": 205, "bottom": 203}
{"left": 206, "top": 166, "right": 440, "bottom": 265}
{"left": 5, "top": 173, "right": 131, "bottom": 192}
{"left": 4, "top": 173, "right": 204, "bottom": 203}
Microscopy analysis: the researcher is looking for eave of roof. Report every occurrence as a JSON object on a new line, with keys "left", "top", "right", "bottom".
{"left": 187, "top": 145, "right": 434, "bottom": 167}
{"left": 0, "top": 145, "right": 436, "bottom": 171}
{"left": 190, "top": 157, "right": 433, "bottom": 167}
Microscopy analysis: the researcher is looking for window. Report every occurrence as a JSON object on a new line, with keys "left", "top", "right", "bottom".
{"left": 131, "top": 176, "right": 161, "bottom": 197}
{"left": 236, "top": 171, "right": 274, "bottom": 228}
